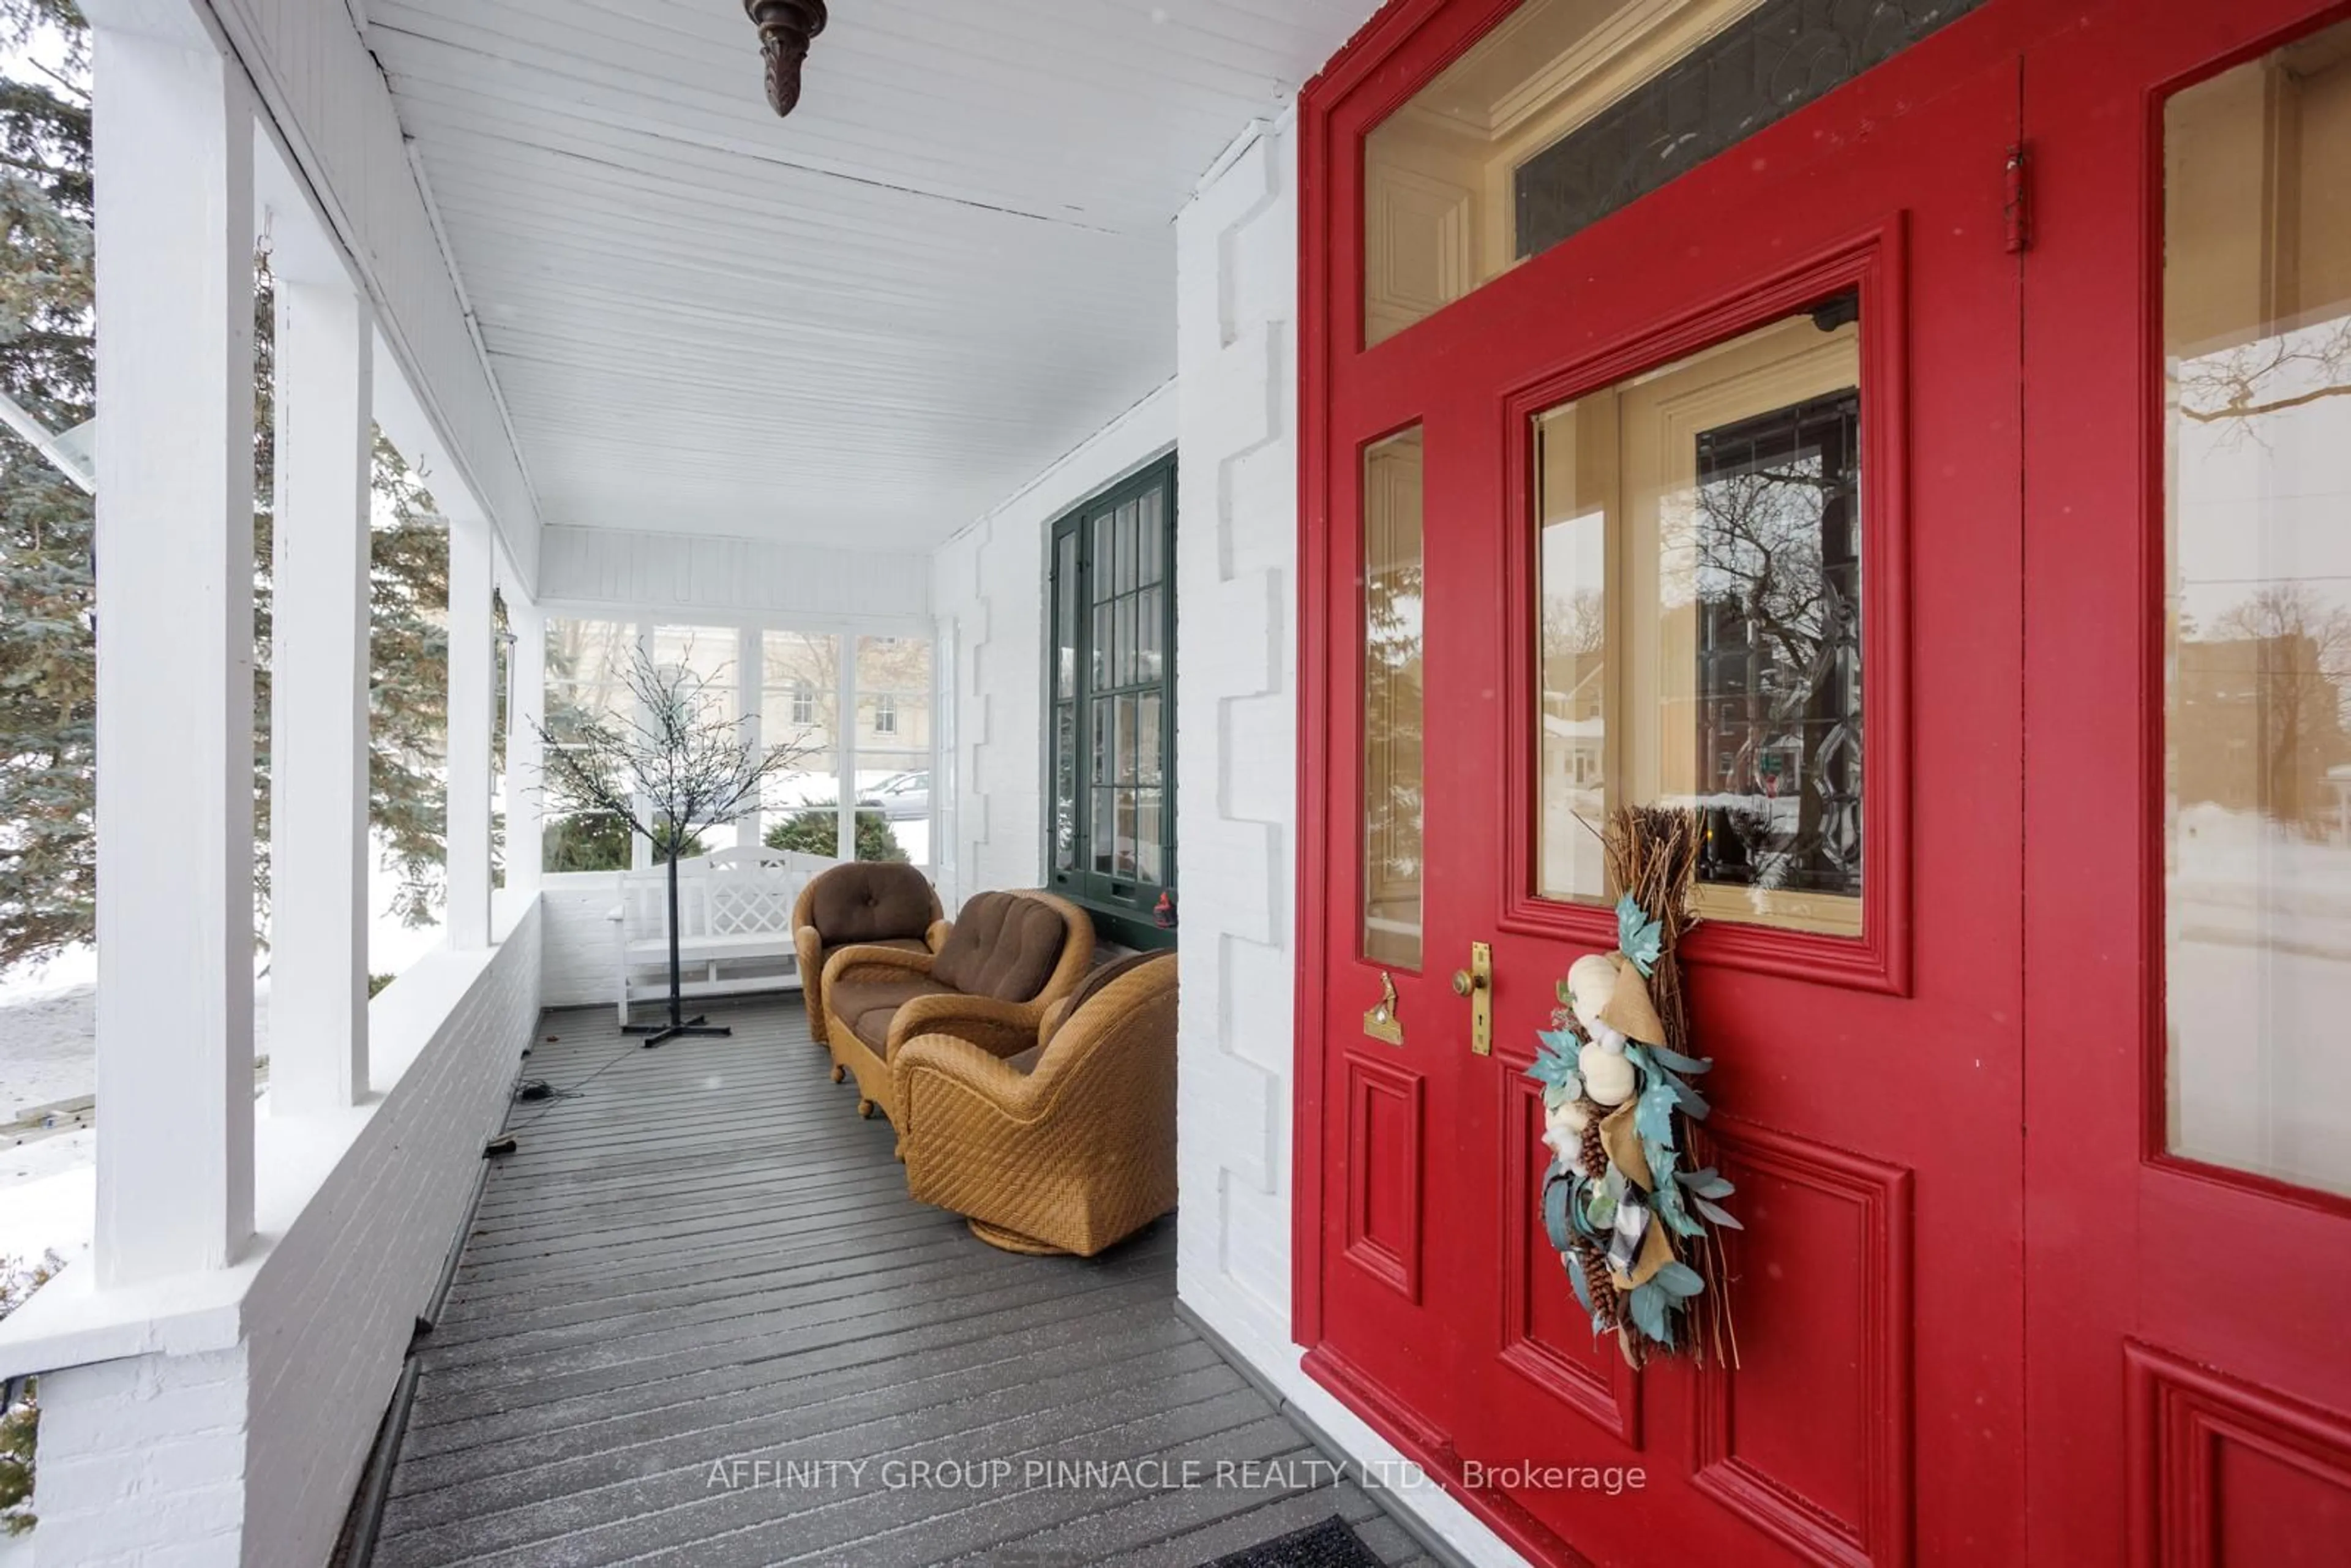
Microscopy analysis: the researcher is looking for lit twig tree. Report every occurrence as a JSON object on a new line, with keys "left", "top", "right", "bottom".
{"left": 536, "top": 644, "right": 817, "bottom": 1047}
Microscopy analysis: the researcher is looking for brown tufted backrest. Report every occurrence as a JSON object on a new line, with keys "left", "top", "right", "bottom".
{"left": 1040, "top": 951, "right": 1161, "bottom": 1048}
{"left": 930, "top": 891, "right": 1070, "bottom": 1002}
{"left": 803, "top": 861, "right": 939, "bottom": 945}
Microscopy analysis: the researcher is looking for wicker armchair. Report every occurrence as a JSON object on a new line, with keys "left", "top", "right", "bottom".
{"left": 790, "top": 862, "right": 948, "bottom": 1041}
{"left": 820, "top": 889, "right": 1093, "bottom": 1128}
{"left": 896, "top": 952, "right": 1177, "bottom": 1256}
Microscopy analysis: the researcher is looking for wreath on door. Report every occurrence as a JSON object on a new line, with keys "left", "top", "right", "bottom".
{"left": 1528, "top": 805, "right": 1741, "bottom": 1370}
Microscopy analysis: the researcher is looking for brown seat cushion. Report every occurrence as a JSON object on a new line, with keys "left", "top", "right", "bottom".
{"left": 929, "top": 892, "right": 1067, "bottom": 1003}
{"left": 851, "top": 1007, "right": 901, "bottom": 1052}
{"left": 1011, "top": 951, "right": 1168, "bottom": 1071}
{"left": 806, "top": 863, "right": 936, "bottom": 945}
{"left": 827, "top": 974, "right": 952, "bottom": 1031}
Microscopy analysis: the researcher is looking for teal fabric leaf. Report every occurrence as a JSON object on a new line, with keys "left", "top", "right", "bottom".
{"left": 1653, "top": 1261, "right": 1706, "bottom": 1299}
{"left": 1635, "top": 1074, "right": 1679, "bottom": 1149}
{"left": 1586, "top": 1166, "right": 1622, "bottom": 1231}
{"left": 1676, "top": 1170, "right": 1736, "bottom": 1200}
{"left": 1614, "top": 893, "right": 1663, "bottom": 977}
{"left": 1542, "top": 1173, "right": 1576, "bottom": 1253}
{"left": 1526, "top": 1041, "right": 1581, "bottom": 1092}
{"left": 1628, "top": 1281, "right": 1673, "bottom": 1345}
{"left": 1646, "top": 1041, "right": 1713, "bottom": 1076}
{"left": 1669, "top": 1076, "right": 1711, "bottom": 1119}
{"left": 1694, "top": 1197, "right": 1743, "bottom": 1230}
{"left": 1651, "top": 1167, "right": 1704, "bottom": 1237}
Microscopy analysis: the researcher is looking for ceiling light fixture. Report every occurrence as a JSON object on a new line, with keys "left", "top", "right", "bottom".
{"left": 744, "top": 1, "right": 827, "bottom": 118}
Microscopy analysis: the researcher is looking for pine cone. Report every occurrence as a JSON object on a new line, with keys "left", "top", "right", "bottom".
{"left": 1578, "top": 1239, "right": 1621, "bottom": 1329}
{"left": 1578, "top": 1112, "right": 1608, "bottom": 1181}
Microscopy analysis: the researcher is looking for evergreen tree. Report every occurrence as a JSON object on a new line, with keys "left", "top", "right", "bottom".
{"left": 0, "top": 1, "right": 94, "bottom": 967}
{"left": 0, "top": 0, "right": 454, "bottom": 969}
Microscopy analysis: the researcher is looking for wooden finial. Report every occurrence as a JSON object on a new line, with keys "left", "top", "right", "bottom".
{"left": 743, "top": 0, "right": 827, "bottom": 118}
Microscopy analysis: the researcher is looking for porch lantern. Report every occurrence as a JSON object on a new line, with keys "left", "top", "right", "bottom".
{"left": 744, "top": 0, "right": 825, "bottom": 118}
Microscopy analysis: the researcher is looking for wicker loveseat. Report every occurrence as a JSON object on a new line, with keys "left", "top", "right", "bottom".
{"left": 819, "top": 888, "right": 1093, "bottom": 1127}
{"left": 790, "top": 861, "right": 948, "bottom": 1041}
{"left": 896, "top": 951, "right": 1177, "bottom": 1256}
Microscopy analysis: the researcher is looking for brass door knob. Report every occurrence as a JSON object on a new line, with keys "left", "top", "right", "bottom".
{"left": 1455, "top": 941, "right": 1494, "bottom": 1056}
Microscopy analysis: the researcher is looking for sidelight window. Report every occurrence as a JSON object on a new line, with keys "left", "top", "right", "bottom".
{"left": 1535, "top": 302, "right": 1865, "bottom": 936}
{"left": 2161, "top": 20, "right": 2351, "bottom": 1197}
{"left": 1363, "top": 427, "right": 1428, "bottom": 969}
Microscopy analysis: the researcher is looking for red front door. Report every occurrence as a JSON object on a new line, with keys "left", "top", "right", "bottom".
{"left": 1301, "top": 1, "right": 2351, "bottom": 1564}
{"left": 1300, "top": 4, "right": 2031, "bottom": 1562}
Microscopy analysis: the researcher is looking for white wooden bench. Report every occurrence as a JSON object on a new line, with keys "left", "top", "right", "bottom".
{"left": 607, "top": 846, "right": 838, "bottom": 1024}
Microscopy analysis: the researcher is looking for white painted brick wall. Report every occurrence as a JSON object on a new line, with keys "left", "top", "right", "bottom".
{"left": 538, "top": 876, "right": 621, "bottom": 1010}
{"left": 26, "top": 903, "right": 544, "bottom": 1567}
{"left": 932, "top": 383, "right": 1177, "bottom": 909}
{"left": 1169, "top": 118, "right": 1526, "bottom": 1568}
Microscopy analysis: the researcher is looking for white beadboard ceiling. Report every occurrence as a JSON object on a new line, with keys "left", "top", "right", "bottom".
{"left": 362, "top": 0, "right": 1371, "bottom": 551}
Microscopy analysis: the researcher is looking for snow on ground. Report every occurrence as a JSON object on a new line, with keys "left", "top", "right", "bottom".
{"left": 0, "top": 846, "right": 444, "bottom": 1271}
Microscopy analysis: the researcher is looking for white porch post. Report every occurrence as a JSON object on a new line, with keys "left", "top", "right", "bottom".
{"left": 446, "top": 516, "right": 494, "bottom": 948}
{"left": 268, "top": 281, "right": 373, "bottom": 1112}
{"left": 837, "top": 637, "right": 858, "bottom": 862}
{"left": 506, "top": 594, "right": 546, "bottom": 895}
{"left": 88, "top": 12, "right": 258, "bottom": 1281}
{"left": 738, "top": 623, "right": 763, "bottom": 849}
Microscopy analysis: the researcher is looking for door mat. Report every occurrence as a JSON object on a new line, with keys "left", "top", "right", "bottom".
{"left": 1209, "top": 1514, "right": 1386, "bottom": 1568}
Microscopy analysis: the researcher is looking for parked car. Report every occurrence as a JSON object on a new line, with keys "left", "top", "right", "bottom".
{"left": 866, "top": 770, "right": 930, "bottom": 822}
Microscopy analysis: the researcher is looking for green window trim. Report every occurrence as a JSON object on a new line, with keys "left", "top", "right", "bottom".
{"left": 1044, "top": 454, "right": 1177, "bottom": 951}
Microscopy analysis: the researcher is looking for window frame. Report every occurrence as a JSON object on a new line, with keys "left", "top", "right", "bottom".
{"left": 1042, "top": 454, "right": 1179, "bottom": 950}
{"left": 1496, "top": 239, "right": 1911, "bottom": 997}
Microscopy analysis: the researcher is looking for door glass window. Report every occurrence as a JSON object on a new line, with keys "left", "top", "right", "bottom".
{"left": 2162, "top": 22, "right": 2351, "bottom": 1196}
{"left": 1362, "top": 0, "right": 1989, "bottom": 346}
{"left": 1535, "top": 304, "right": 1864, "bottom": 935}
{"left": 1365, "top": 427, "right": 1427, "bottom": 968}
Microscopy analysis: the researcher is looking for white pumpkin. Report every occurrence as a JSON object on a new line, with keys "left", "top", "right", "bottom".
{"left": 1567, "top": 953, "right": 1618, "bottom": 1031}
{"left": 1578, "top": 1041, "right": 1637, "bottom": 1106}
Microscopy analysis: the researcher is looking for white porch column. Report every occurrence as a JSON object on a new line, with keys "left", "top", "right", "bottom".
{"left": 738, "top": 623, "right": 763, "bottom": 849}
{"left": 446, "top": 516, "right": 494, "bottom": 948}
{"left": 837, "top": 637, "right": 858, "bottom": 862}
{"left": 268, "top": 281, "right": 373, "bottom": 1112}
{"left": 506, "top": 594, "right": 546, "bottom": 895}
{"left": 89, "top": 12, "right": 258, "bottom": 1281}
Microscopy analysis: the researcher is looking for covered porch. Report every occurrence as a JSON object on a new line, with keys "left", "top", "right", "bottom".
{"left": 363, "top": 997, "right": 1430, "bottom": 1568}
{"left": 0, "top": 0, "right": 1479, "bottom": 1563}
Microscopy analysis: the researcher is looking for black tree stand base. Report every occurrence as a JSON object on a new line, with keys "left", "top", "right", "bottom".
{"left": 624, "top": 1016, "right": 733, "bottom": 1049}
{"left": 630, "top": 836, "right": 735, "bottom": 1048}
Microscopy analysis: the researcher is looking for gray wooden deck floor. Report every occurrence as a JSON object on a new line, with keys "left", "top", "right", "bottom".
{"left": 372, "top": 996, "right": 1433, "bottom": 1568}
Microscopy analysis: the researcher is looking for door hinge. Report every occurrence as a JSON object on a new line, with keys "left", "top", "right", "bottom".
{"left": 2003, "top": 143, "right": 2033, "bottom": 255}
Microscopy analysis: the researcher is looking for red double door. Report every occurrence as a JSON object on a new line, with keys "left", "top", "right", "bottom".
{"left": 1298, "top": 1, "right": 2351, "bottom": 1564}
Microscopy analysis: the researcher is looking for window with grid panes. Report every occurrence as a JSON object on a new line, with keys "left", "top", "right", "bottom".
{"left": 1046, "top": 456, "right": 1176, "bottom": 948}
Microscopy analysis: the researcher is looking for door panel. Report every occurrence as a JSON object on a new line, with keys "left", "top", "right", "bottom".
{"left": 1305, "top": 5, "right": 2030, "bottom": 1564}
{"left": 1457, "top": 58, "right": 2023, "bottom": 1568}
{"left": 2023, "top": 2, "right": 2351, "bottom": 1564}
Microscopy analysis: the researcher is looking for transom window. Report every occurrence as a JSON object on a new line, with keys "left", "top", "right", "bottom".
{"left": 1046, "top": 456, "right": 1177, "bottom": 945}
{"left": 1363, "top": 0, "right": 1989, "bottom": 345}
